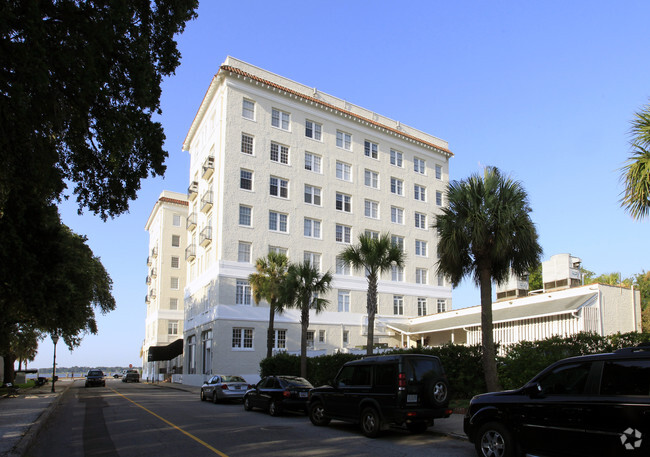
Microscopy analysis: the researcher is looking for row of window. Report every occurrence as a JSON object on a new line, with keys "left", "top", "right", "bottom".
{"left": 241, "top": 100, "right": 445, "bottom": 180}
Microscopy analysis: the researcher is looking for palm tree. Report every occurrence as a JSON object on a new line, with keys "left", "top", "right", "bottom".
{"left": 248, "top": 252, "right": 289, "bottom": 359}
{"left": 340, "top": 233, "right": 405, "bottom": 356}
{"left": 621, "top": 103, "right": 650, "bottom": 220}
{"left": 282, "top": 261, "right": 332, "bottom": 378}
{"left": 433, "top": 166, "right": 542, "bottom": 392}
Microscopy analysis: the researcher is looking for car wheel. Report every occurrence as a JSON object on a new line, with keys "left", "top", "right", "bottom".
{"left": 243, "top": 396, "right": 253, "bottom": 411}
{"left": 200, "top": 390, "right": 205, "bottom": 401}
{"left": 309, "top": 402, "right": 331, "bottom": 426}
{"left": 360, "top": 407, "right": 382, "bottom": 438}
{"left": 212, "top": 392, "right": 220, "bottom": 404}
{"left": 432, "top": 380, "right": 448, "bottom": 405}
{"left": 475, "top": 422, "right": 516, "bottom": 457}
{"left": 269, "top": 401, "right": 281, "bottom": 416}
{"left": 406, "top": 421, "right": 428, "bottom": 434}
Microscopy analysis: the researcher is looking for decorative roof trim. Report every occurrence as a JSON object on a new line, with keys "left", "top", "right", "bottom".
{"left": 158, "top": 197, "right": 189, "bottom": 207}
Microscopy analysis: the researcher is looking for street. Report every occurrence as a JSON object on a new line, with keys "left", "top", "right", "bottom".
{"left": 25, "top": 379, "right": 475, "bottom": 457}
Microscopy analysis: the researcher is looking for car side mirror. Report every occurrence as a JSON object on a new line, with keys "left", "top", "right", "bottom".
{"left": 525, "top": 382, "right": 543, "bottom": 398}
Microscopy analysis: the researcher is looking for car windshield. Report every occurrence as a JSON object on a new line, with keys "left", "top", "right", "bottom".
{"left": 222, "top": 376, "right": 246, "bottom": 383}
{"left": 88, "top": 371, "right": 103, "bottom": 376}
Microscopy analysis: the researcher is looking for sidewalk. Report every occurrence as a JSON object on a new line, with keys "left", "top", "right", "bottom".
{"left": 0, "top": 380, "right": 466, "bottom": 457}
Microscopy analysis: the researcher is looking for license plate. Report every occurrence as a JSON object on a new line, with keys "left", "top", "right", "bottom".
{"left": 299, "top": 392, "right": 308, "bottom": 398}
{"left": 407, "top": 394, "right": 418, "bottom": 403}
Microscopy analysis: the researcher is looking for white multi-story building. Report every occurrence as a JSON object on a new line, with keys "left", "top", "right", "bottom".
{"left": 180, "top": 57, "right": 453, "bottom": 385}
{"left": 143, "top": 191, "right": 189, "bottom": 381}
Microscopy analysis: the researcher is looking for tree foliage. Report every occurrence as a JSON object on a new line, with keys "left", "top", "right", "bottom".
{"left": 433, "top": 166, "right": 542, "bottom": 392}
{"left": 0, "top": 0, "right": 198, "bottom": 218}
{"left": 620, "top": 101, "right": 650, "bottom": 220}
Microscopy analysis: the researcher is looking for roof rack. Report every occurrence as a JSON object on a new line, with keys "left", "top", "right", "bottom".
{"left": 614, "top": 342, "right": 650, "bottom": 354}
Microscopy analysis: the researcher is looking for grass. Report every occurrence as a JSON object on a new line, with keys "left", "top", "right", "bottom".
{"left": 449, "top": 398, "right": 470, "bottom": 412}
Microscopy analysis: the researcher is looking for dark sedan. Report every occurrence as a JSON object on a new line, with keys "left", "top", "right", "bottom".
{"left": 244, "top": 375, "right": 313, "bottom": 416}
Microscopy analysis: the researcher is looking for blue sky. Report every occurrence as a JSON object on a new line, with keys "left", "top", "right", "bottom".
{"left": 30, "top": 1, "right": 650, "bottom": 368}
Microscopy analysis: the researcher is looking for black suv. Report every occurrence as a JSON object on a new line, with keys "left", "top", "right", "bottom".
{"left": 464, "top": 345, "right": 650, "bottom": 457}
{"left": 308, "top": 354, "right": 451, "bottom": 437}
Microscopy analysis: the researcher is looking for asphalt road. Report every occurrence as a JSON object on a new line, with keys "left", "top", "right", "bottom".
{"left": 25, "top": 379, "right": 475, "bottom": 457}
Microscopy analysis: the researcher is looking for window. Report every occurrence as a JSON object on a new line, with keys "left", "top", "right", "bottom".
{"left": 241, "top": 133, "right": 254, "bottom": 155}
{"left": 390, "top": 177, "right": 403, "bottom": 196}
{"left": 171, "top": 277, "right": 179, "bottom": 289}
{"left": 236, "top": 280, "right": 252, "bottom": 305}
{"left": 435, "top": 164, "right": 442, "bottom": 180}
{"left": 319, "top": 330, "right": 326, "bottom": 343}
{"left": 304, "top": 185, "right": 321, "bottom": 206}
{"left": 415, "top": 240, "right": 427, "bottom": 257}
{"left": 391, "top": 235, "right": 404, "bottom": 251}
{"left": 364, "top": 140, "right": 378, "bottom": 158}
{"left": 343, "top": 330, "right": 349, "bottom": 344}
{"left": 364, "top": 230, "right": 379, "bottom": 240}
{"left": 437, "top": 299, "right": 447, "bottom": 313}
{"left": 305, "top": 152, "right": 321, "bottom": 173}
{"left": 171, "top": 235, "right": 180, "bottom": 247}
{"left": 269, "top": 246, "right": 288, "bottom": 255}
{"left": 202, "top": 330, "right": 212, "bottom": 375}
{"left": 335, "top": 224, "right": 351, "bottom": 243}
{"left": 269, "top": 211, "right": 288, "bottom": 233}
{"left": 169, "top": 298, "right": 178, "bottom": 310}
{"left": 393, "top": 296, "right": 404, "bottom": 315}
{"left": 336, "top": 193, "right": 351, "bottom": 212}
{"left": 436, "top": 191, "right": 443, "bottom": 206}
{"left": 364, "top": 200, "right": 379, "bottom": 219}
{"left": 538, "top": 362, "right": 591, "bottom": 395}
{"left": 270, "top": 142, "right": 289, "bottom": 164}
{"left": 304, "top": 218, "right": 321, "bottom": 238}
{"left": 304, "top": 251, "right": 321, "bottom": 270}
{"left": 601, "top": 360, "right": 650, "bottom": 396}
{"left": 364, "top": 169, "right": 379, "bottom": 188}
{"left": 391, "top": 206, "right": 404, "bottom": 224}
{"left": 390, "top": 149, "right": 403, "bottom": 167}
{"left": 173, "top": 214, "right": 181, "bottom": 226}
{"left": 188, "top": 335, "right": 196, "bottom": 374}
{"left": 391, "top": 265, "right": 404, "bottom": 282}
{"left": 414, "top": 157, "right": 426, "bottom": 174}
{"left": 171, "top": 256, "right": 179, "bottom": 268}
{"left": 417, "top": 298, "right": 427, "bottom": 316}
{"left": 305, "top": 120, "right": 322, "bottom": 140}
{"left": 240, "top": 169, "right": 253, "bottom": 190}
{"left": 414, "top": 184, "right": 426, "bottom": 201}
{"left": 273, "top": 329, "right": 286, "bottom": 349}
{"left": 336, "top": 161, "right": 352, "bottom": 181}
{"left": 168, "top": 320, "right": 178, "bottom": 335}
{"left": 269, "top": 176, "right": 289, "bottom": 198}
{"left": 438, "top": 274, "right": 445, "bottom": 287}
{"left": 232, "top": 328, "right": 254, "bottom": 349}
{"left": 271, "top": 108, "right": 290, "bottom": 130}
{"left": 239, "top": 205, "right": 252, "bottom": 226}
{"left": 336, "top": 130, "right": 352, "bottom": 150}
{"left": 336, "top": 256, "right": 350, "bottom": 275}
{"left": 242, "top": 99, "right": 255, "bottom": 120}
{"left": 238, "top": 242, "right": 251, "bottom": 262}
{"left": 307, "top": 331, "right": 315, "bottom": 349}
{"left": 338, "top": 290, "right": 350, "bottom": 312}
{"left": 415, "top": 212, "right": 427, "bottom": 229}
{"left": 416, "top": 268, "right": 428, "bottom": 284}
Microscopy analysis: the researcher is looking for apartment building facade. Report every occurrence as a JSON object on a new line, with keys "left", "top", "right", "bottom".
{"left": 180, "top": 57, "right": 453, "bottom": 385}
{"left": 143, "top": 191, "right": 189, "bottom": 381}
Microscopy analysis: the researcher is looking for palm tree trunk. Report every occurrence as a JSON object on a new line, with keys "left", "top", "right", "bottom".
{"left": 267, "top": 300, "right": 276, "bottom": 359}
{"left": 300, "top": 306, "right": 309, "bottom": 378}
{"left": 479, "top": 266, "right": 501, "bottom": 392}
{"left": 366, "top": 274, "right": 377, "bottom": 356}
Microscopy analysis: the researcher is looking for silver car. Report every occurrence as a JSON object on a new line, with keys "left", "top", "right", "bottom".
{"left": 200, "top": 375, "right": 250, "bottom": 403}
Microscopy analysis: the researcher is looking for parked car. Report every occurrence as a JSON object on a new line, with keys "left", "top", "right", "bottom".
{"left": 464, "top": 344, "right": 650, "bottom": 457}
{"left": 244, "top": 375, "right": 313, "bottom": 416}
{"left": 85, "top": 369, "right": 106, "bottom": 388}
{"left": 122, "top": 369, "right": 140, "bottom": 383}
{"left": 113, "top": 372, "right": 123, "bottom": 379}
{"left": 308, "top": 354, "right": 451, "bottom": 437}
{"left": 200, "top": 375, "right": 250, "bottom": 403}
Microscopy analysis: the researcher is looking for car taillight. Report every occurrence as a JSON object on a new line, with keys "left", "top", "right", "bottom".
{"left": 283, "top": 390, "right": 291, "bottom": 398}
{"left": 221, "top": 384, "right": 229, "bottom": 390}
{"left": 398, "top": 373, "right": 407, "bottom": 390}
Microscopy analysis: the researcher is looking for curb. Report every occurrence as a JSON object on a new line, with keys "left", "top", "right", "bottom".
{"left": 5, "top": 381, "right": 74, "bottom": 457}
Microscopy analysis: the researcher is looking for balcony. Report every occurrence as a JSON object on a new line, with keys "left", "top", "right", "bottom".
{"left": 146, "top": 276, "right": 151, "bottom": 285}
{"left": 188, "top": 181, "right": 199, "bottom": 200}
{"left": 151, "top": 246, "right": 158, "bottom": 258}
{"left": 200, "top": 226, "right": 212, "bottom": 247}
{"left": 149, "top": 288, "right": 156, "bottom": 299}
{"left": 146, "top": 256, "right": 152, "bottom": 266}
{"left": 202, "top": 155, "right": 215, "bottom": 180}
{"left": 145, "top": 294, "right": 150, "bottom": 304}
{"left": 186, "top": 211, "right": 197, "bottom": 231}
{"left": 150, "top": 267, "right": 157, "bottom": 278}
{"left": 185, "top": 244, "right": 196, "bottom": 261}
{"left": 200, "top": 191, "right": 213, "bottom": 213}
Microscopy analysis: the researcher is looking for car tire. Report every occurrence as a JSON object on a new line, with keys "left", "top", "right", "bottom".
{"left": 212, "top": 392, "right": 220, "bottom": 404}
{"left": 269, "top": 401, "right": 281, "bottom": 417}
{"left": 424, "top": 378, "right": 449, "bottom": 407}
{"left": 243, "top": 396, "right": 253, "bottom": 411}
{"left": 309, "top": 401, "right": 331, "bottom": 426}
{"left": 360, "top": 407, "right": 382, "bottom": 438}
{"left": 406, "top": 421, "right": 428, "bottom": 434}
{"left": 475, "top": 422, "right": 517, "bottom": 457}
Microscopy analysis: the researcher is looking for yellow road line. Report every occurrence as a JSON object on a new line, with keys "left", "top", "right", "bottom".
{"left": 111, "top": 388, "right": 229, "bottom": 457}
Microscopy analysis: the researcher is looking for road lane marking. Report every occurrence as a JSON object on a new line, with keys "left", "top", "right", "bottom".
{"left": 111, "top": 388, "right": 229, "bottom": 457}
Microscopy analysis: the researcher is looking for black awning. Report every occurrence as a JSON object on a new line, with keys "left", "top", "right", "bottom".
{"left": 147, "top": 338, "right": 183, "bottom": 362}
